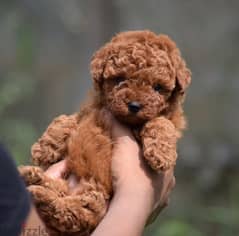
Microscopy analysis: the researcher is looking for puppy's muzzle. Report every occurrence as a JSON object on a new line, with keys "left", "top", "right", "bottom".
{"left": 128, "top": 101, "right": 141, "bottom": 113}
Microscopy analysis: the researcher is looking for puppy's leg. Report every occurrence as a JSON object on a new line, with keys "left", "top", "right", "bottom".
{"left": 19, "top": 166, "right": 68, "bottom": 196}
{"left": 30, "top": 178, "right": 108, "bottom": 234}
{"left": 141, "top": 117, "right": 179, "bottom": 171}
{"left": 27, "top": 185, "right": 68, "bottom": 235}
{"left": 31, "top": 114, "right": 78, "bottom": 169}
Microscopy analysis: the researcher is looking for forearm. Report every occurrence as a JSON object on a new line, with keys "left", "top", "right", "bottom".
{"left": 92, "top": 189, "right": 153, "bottom": 236}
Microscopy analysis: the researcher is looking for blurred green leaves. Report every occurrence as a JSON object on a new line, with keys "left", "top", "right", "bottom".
{"left": 205, "top": 206, "right": 239, "bottom": 227}
{"left": 0, "top": 118, "right": 37, "bottom": 165}
{"left": 0, "top": 75, "right": 38, "bottom": 165}
{"left": 16, "top": 23, "right": 35, "bottom": 68}
{"left": 155, "top": 220, "right": 203, "bottom": 236}
{"left": 0, "top": 21, "right": 38, "bottom": 165}
{"left": 0, "top": 74, "right": 35, "bottom": 115}
{"left": 0, "top": 21, "right": 36, "bottom": 115}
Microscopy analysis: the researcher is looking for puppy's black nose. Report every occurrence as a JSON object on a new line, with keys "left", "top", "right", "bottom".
{"left": 128, "top": 101, "right": 141, "bottom": 113}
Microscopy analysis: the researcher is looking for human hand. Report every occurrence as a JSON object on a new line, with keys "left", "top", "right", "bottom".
{"left": 44, "top": 159, "right": 79, "bottom": 194}
{"left": 111, "top": 117, "right": 175, "bottom": 221}
{"left": 93, "top": 117, "right": 176, "bottom": 236}
{"left": 43, "top": 115, "right": 175, "bottom": 223}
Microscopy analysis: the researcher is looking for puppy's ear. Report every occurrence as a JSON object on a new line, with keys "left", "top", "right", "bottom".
{"left": 90, "top": 46, "right": 109, "bottom": 90}
{"left": 157, "top": 35, "right": 191, "bottom": 92}
{"left": 173, "top": 54, "right": 191, "bottom": 92}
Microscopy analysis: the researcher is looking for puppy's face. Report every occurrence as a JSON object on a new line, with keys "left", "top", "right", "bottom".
{"left": 91, "top": 31, "right": 191, "bottom": 126}
{"left": 102, "top": 55, "right": 175, "bottom": 125}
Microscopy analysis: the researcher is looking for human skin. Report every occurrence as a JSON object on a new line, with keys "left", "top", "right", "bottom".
{"left": 22, "top": 118, "right": 175, "bottom": 236}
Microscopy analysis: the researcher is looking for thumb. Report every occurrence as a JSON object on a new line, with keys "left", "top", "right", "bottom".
{"left": 45, "top": 160, "right": 67, "bottom": 179}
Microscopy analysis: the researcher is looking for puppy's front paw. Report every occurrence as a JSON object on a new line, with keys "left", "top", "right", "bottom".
{"left": 18, "top": 166, "right": 45, "bottom": 186}
{"left": 141, "top": 117, "right": 178, "bottom": 171}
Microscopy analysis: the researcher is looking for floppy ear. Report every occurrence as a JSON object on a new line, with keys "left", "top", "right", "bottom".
{"left": 90, "top": 45, "right": 109, "bottom": 90}
{"left": 172, "top": 51, "right": 191, "bottom": 92}
{"left": 157, "top": 35, "right": 191, "bottom": 92}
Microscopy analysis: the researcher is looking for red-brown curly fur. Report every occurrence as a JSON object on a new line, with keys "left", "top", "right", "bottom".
{"left": 19, "top": 30, "right": 191, "bottom": 235}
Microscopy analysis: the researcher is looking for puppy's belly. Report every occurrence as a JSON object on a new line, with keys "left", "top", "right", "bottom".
{"left": 67, "top": 112, "right": 113, "bottom": 196}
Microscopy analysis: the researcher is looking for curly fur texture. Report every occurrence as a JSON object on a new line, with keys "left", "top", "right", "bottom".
{"left": 19, "top": 30, "right": 191, "bottom": 235}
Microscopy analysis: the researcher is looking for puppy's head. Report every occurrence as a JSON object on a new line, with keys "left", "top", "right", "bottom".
{"left": 91, "top": 30, "right": 191, "bottom": 126}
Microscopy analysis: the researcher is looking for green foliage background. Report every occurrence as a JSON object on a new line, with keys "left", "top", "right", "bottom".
{"left": 0, "top": 21, "right": 38, "bottom": 164}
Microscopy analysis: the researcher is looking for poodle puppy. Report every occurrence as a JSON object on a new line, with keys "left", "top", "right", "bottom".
{"left": 19, "top": 30, "right": 191, "bottom": 235}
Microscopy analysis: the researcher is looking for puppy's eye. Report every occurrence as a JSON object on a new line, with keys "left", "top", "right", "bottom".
{"left": 114, "top": 76, "right": 125, "bottom": 85}
{"left": 154, "top": 84, "right": 163, "bottom": 92}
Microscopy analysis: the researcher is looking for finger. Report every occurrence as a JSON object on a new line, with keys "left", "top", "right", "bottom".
{"left": 164, "top": 167, "right": 175, "bottom": 179}
{"left": 156, "top": 167, "right": 173, "bottom": 180}
{"left": 162, "top": 174, "right": 176, "bottom": 201}
{"left": 170, "top": 175, "right": 176, "bottom": 189}
{"left": 162, "top": 168, "right": 175, "bottom": 189}
{"left": 155, "top": 168, "right": 173, "bottom": 191}
{"left": 159, "top": 175, "right": 175, "bottom": 210}
{"left": 149, "top": 186, "right": 171, "bottom": 224}
{"left": 45, "top": 160, "right": 67, "bottom": 179}
{"left": 165, "top": 174, "right": 176, "bottom": 195}
{"left": 146, "top": 200, "right": 168, "bottom": 225}
{"left": 153, "top": 170, "right": 175, "bottom": 209}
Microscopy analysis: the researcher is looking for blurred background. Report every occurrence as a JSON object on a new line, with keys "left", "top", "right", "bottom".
{"left": 0, "top": 0, "right": 239, "bottom": 235}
